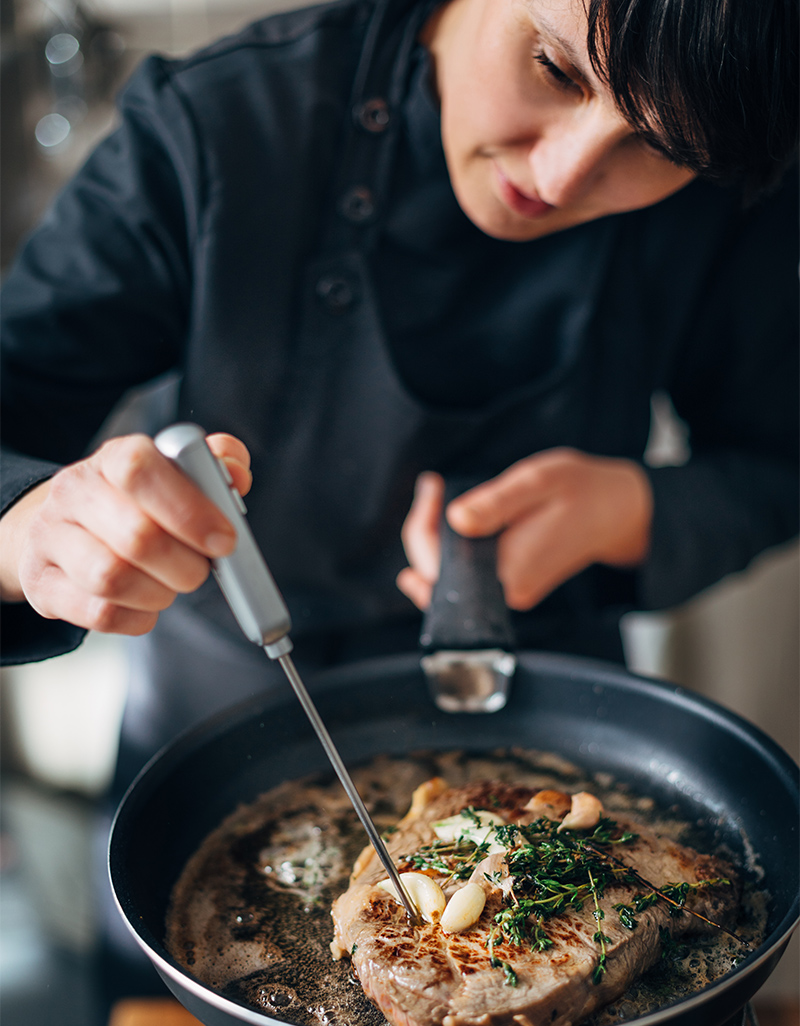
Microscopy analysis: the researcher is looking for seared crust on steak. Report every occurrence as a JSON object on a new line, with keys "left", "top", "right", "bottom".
{"left": 331, "top": 781, "right": 739, "bottom": 1026}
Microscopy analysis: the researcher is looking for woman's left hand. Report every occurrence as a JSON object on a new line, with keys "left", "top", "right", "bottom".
{"left": 396, "top": 448, "right": 653, "bottom": 611}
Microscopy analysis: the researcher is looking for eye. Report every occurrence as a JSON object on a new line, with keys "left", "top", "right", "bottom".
{"left": 638, "top": 134, "right": 690, "bottom": 170}
{"left": 533, "top": 51, "right": 579, "bottom": 93}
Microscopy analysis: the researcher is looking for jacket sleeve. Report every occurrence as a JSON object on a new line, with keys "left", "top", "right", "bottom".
{"left": 636, "top": 174, "right": 799, "bottom": 612}
{"left": 0, "top": 55, "right": 200, "bottom": 663}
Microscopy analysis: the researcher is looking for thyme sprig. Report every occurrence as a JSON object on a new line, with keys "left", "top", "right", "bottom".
{"left": 613, "top": 878, "right": 732, "bottom": 929}
{"left": 406, "top": 837, "right": 491, "bottom": 885}
{"left": 589, "top": 867, "right": 612, "bottom": 984}
{"left": 583, "top": 839, "right": 742, "bottom": 944}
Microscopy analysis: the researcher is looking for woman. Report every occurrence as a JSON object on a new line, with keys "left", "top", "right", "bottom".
{"left": 1, "top": 0, "right": 796, "bottom": 1005}
{"left": 1, "top": 0, "right": 797, "bottom": 766}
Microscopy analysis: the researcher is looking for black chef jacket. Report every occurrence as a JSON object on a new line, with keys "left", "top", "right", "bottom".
{"left": 2, "top": 0, "right": 798, "bottom": 770}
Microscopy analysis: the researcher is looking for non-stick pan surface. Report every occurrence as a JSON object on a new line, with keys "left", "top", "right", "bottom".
{"left": 109, "top": 652, "right": 799, "bottom": 1026}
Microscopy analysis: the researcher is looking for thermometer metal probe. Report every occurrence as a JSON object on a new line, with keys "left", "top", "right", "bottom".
{"left": 154, "top": 423, "right": 419, "bottom": 923}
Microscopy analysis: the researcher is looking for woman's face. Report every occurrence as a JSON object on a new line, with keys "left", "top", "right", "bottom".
{"left": 423, "top": 0, "right": 696, "bottom": 241}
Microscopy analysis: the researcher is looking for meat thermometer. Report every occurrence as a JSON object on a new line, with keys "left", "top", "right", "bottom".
{"left": 154, "top": 423, "right": 419, "bottom": 923}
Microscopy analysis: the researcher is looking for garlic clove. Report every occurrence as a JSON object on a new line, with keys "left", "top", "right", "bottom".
{"left": 558, "top": 791, "right": 604, "bottom": 832}
{"left": 377, "top": 872, "right": 446, "bottom": 923}
{"left": 441, "top": 882, "right": 487, "bottom": 934}
{"left": 432, "top": 809, "right": 506, "bottom": 843}
{"left": 524, "top": 789, "right": 572, "bottom": 822}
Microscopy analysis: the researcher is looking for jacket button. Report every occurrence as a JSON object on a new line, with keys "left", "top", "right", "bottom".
{"left": 339, "top": 185, "right": 376, "bottom": 223}
{"left": 316, "top": 274, "right": 357, "bottom": 311}
{"left": 354, "top": 97, "right": 390, "bottom": 133}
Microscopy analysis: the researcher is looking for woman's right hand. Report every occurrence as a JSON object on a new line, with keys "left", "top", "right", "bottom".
{"left": 397, "top": 448, "right": 653, "bottom": 612}
{"left": 0, "top": 432, "right": 252, "bottom": 636}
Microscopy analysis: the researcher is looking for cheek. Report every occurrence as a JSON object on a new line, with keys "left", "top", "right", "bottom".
{"left": 440, "top": 68, "right": 493, "bottom": 153}
{"left": 611, "top": 161, "right": 696, "bottom": 212}
{"left": 638, "top": 147, "right": 697, "bottom": 195}
{"left": 649, "top": 172, "right": 696, "bottom": 207}
{"left": 439, "top": 10, "right": 535, "bottom": 159}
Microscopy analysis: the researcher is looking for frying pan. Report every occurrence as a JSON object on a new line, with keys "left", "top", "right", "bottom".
{"left": 109, "top": 651, "right": 799, "bottom": 1026}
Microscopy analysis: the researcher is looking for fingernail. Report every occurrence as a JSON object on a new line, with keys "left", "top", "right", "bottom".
{"left": 416, "top": 472, "right": 442, "bottom": 496}
{"left": 447, "top": 502, "right": 478, "bottom": 532}
{"left": 206, "top": 530, "right": 235, "bottom": 557}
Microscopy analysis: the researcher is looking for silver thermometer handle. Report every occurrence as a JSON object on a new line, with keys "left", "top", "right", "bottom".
{"left": 154, "top": 423, "right": 292, "bottom": 657}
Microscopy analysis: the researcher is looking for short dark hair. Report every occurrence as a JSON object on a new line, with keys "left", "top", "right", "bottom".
{"left": 586, "top": 0, "right": 798, "bottom": 198}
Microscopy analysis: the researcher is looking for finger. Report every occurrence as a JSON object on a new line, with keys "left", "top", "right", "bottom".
{"left": 206, "top": 433, "right": 253, "bottom": 497}
{"left": 495, "top": 502, "right": 591, "bottom": 610}
{"left": 84, "top": 595, "right": 160, "bottom": 636}
{"left": 40, "top": 519, "right": 180, "bottom": 612}
{"left": 60, "top": 470, "right": 215, "bottom": 595}
{"left": 22, "top": 559, "right": 160, "bottom": 636}
{"left": 446, "top": 451, "right": 573, "bottom": 537}
{"left": 396, "top": 567, "right": 433, "bottom": 610}
{"left": 95, "top": 435, "right": 236, "bottom": 558}
{"left": 400, "top": 472, "right": 445, "bottom": 582}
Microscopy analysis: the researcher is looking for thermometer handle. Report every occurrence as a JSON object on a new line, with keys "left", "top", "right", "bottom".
{"left": 154, "top": 423, "right": 292, "bottom": 657}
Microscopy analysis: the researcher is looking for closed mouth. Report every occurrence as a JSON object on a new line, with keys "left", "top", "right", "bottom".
{"left": 493, "top": 163, "right": 555, "bottom": 219}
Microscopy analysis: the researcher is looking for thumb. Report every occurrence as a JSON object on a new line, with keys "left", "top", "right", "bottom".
{"left": 446, "top": 459, "right": 553, "bottom": 537}
{"left": 206, "top": 433, "right": 253, "bottom": 497}
{"left": 445, "top": 489, "right": 504, "bottom": 537}
{"left": 445, "top": 477, "right": 520, "bottom": 537}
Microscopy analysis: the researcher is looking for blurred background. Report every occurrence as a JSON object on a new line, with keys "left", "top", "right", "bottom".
{"left": 0, "top": 0, "right": 798, "bottom": 1021}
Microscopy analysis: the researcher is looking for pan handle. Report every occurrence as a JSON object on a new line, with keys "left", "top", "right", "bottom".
{"left": 420, "top": 477, "right": 516, "bottom": 653}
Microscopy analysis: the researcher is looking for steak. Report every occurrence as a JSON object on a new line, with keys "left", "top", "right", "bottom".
{"left": 330, "top": 779, "right": 739, "bottom": 1026}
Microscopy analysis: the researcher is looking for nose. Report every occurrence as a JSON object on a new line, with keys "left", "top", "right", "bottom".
{"left": 530, "top": 106, "right": 631, "bottom": 207}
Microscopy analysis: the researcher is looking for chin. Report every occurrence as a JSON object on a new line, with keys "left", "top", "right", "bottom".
{"left": 467, "top": 203, "right": 561, "bottom": 242}
{"left": 482, "top": 219, "right": 554, "bottom": 242}
{"left": 473, "top": 199, "right": 629, "bottom": 241}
